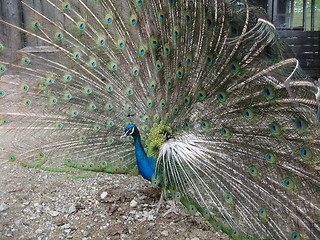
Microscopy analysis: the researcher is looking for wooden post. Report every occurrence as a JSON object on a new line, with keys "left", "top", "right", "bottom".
{"left": 267, "top": 0, "right": 273, "bottom": 22}
{"left": 23, "top": 0, "right": 45, "bottom": 46}
{"left": 303, "top": 0, "right": 307, "bottom": 30}
{"left": 290, "top": 0, "right": 294, "bottom": 29}
{"left": 0, "top": 0, "right": 23, "bottom": 61}
{"left": 273, "top": 0, "right": 278, "bottom": 26}
{"left": 311, "top": 0, "right": 315, "bottom": 31}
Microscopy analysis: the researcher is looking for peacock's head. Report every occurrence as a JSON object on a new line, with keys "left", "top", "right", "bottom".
{"left": 122, "top": 124, "right": 139, "bottom": 137}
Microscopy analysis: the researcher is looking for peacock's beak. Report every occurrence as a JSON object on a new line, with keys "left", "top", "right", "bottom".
{"left": 121, "top": 132, "right": 127, "bottom": 138}
{"left": 121, "top": 129, "right": 130, "bottom": 138}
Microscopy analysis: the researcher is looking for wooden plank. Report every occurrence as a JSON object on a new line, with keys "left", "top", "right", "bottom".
{"left": 293, "top": 54, "right": 319, "bottom": 60}
{"left": 299, "top": 59, "right": 320, "bottom": 67}
{"left": 23, "top": 0, "right": 44, "bottom": 47}
{"left": 304, "top": 70, "right": 320, "bottom": 78}
{"left": 290, "top": 45, "right": 319, "bottom": 53}
{"left": 278, "top": 30, "right": 320, "bottom": 38}
{"left": 0, "top": 0, "right": 23, "bottom": 61}
{"left": 43, "top": 0, "right": 64, "bottom": 29}
{"left": 283, "top": 38, "right": 319, "bottom": 45}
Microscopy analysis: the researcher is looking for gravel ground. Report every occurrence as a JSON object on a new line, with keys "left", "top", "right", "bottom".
{"left": 0, "top": 163, "right": 229, "bottom": 240}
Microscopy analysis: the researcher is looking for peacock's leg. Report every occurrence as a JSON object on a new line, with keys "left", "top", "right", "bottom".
{"left": 154, "top": 190, "right": 180, "bottom": 216}
{"left": 155, "top": 191, "right": 165, "bottom": 214}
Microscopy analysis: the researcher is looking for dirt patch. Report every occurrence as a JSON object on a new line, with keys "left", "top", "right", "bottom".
{"left": 0, "top": 164, "right": 228, "bottom": 239}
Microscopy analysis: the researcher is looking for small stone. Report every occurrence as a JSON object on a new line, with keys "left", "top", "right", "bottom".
{"left": 100, "top": 192, "right": 108, "bottom": 199}
{"left": 35, "top": 229, "right": 43, "bottom": 235}
{"left": 121, "top": 233, "right": 128, "bottom": 238}
{"left": 0, "top": 203, "right": 9, "bottom": 212}
{"left": 49, "top": 210, "right": 59, "bottom": 217}
{"left": 35, "top": 206, "right": 42, "bottom": 213}
{"left": 191, "top": 238, "right": 200, "bottom": 240}
{"left": 54, "top": 219, "right": 67, "bottom": 226}
{"left": 130, "top": 199, "right": 138, "bottom": 208}
{"left": 138, "top": 195, "right": 147, "bottom": 200}
{"left": 100, "top": 225, "right": 107, "bottom": 230}
{"left": 160, "top": 230, "right": 169, "bottom": 237}
{"left": 22, "top": 208, "right": 31, "bottom": 213}
{"left": 82, "top": 230, "right": 89, "bottom": 237}
{"left": 68, "top": 204, "right": 77, "bottom": 214}
{"left": 62, "top": 224, "right": 71, "bottom": 229}
{"left": 15, "top": 220, "right": 22, "bottom": 226}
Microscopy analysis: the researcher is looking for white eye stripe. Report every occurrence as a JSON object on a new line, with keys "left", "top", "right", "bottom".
{"left": 125, "top": 130, "right": 130, "bottom": 135}
{"left": 124, "top": 127, "right": 135, "bottom": 136}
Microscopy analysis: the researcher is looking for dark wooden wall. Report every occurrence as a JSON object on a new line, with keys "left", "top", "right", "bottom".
{"left": 278, "top": 30, "right": 320, "bottom": 79}
{"left": 0, "top": 0, "right": 23, "bottom": 60}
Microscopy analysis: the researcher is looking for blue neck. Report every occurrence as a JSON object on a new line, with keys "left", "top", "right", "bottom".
{"left": 133, "top": 133, "right": 156, "bottom": 182}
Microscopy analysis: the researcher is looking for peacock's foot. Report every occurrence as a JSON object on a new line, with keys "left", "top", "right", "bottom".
{"left": 162, "top": 200, "right": 179, "bottom": 217}
{"left": 154, "top": 191, "right": 180, "bottom": 217}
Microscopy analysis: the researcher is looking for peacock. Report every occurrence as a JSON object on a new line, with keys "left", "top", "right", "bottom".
{"left": 0, "top": 0, "right": 319, "bottom": 239}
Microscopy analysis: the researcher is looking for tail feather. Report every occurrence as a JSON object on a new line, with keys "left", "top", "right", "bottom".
{"left": 0, "top": 0, "right": 319, "bottom": 239}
